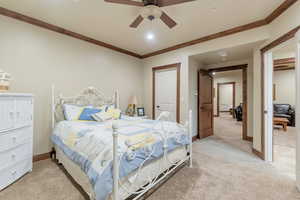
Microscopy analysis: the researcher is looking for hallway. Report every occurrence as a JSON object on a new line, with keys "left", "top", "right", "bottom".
{"left": 214, "top": 112, "right": 252, "bottom": 154}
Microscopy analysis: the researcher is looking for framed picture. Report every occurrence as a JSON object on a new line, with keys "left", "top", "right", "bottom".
{"left": 137, "top": 107, "right": 145, "bottom": 117}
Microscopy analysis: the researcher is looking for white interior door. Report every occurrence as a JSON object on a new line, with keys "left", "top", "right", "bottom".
{"left": 264, "top": 52, "right": 274, "bottom": 162}
{"left": 295, "top": 30, "right": 300, "bottom": 190}
{"left": 155, "top": 68, "right": 177, "bottom": 122}
{"left": 219, "top": 84, "right": 233, "bottom": 112}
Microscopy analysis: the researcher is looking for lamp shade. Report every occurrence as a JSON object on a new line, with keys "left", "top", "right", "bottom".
{"left": 129, "top": 95, "right": 138, "bottom": 105}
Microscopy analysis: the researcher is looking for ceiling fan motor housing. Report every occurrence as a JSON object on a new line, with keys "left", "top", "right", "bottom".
{"left": 143, "top": 0, "right": 157, "bottom": 6}
{"left": 140, "top": 5, "right": 162, "bottom": 21}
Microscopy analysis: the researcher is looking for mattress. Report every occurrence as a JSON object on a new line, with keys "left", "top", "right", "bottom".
{"left": 55, "top": 145, "right": 188, "bottom": 200}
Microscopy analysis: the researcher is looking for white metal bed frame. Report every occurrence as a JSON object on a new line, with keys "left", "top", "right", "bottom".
{"left": 51, "top": 85, "right": 193, "bottom": 200}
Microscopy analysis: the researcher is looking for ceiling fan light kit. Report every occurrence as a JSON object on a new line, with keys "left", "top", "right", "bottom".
{"left": 140, "top": 5, "right": 162, "bottom": 21}
{"left": 104, "top": 0, "right": 195, "bottom": 29}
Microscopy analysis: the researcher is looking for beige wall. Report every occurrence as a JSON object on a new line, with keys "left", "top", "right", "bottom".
{"left": 0, "top": 16, "right": 144, "bottom": 155}
{"left": 213, "top": 70, "right": 243, "bottom": 114}
{"left": 1, "top": 1, "right": 298, "bottom": 156}
{"left": 273, "top": 69, "right": 296, "bottom": 106}
{"left": 188, "top": 57, "right": 202, "bottom": 136}
{"left": 252, "top": 1, "right": 300, "bottom": 152}
{"left": 142, "top": 27, "right": 269, "bottom": 138}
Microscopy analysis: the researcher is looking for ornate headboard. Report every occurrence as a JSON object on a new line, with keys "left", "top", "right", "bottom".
{"left": 51, "top": 85, "right": 119, "bottom": 128}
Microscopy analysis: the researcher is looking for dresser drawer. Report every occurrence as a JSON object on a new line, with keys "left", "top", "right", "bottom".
{"left": 0, "top": 158, "right": 32, "bottom": 191}
{"left": 0, "top": 127, "right": 32, "bottom": 152}
{"left": 0, "top": 142, "right": 32, "bottom": 172}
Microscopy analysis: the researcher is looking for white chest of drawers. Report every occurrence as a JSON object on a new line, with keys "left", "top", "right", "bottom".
{"left": 0, "top": 93, "right": 33, "bottom": 191}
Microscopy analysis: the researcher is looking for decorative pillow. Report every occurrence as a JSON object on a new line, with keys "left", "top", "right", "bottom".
{"left": 105, "top": 104, "right": 115, "bottom": 111}
{"left": 92, "top": 108, "right": 121, "bottom": 122}
{"left": 63, "top": 104, "right": 90, "bottom": 121}
{"left": 106, "top": 108, "right": 121, "bottom": 119}
{"left": 78, "top": 108, "right": 102, "bottom": 121}
{"left": 92, "top": 112, "right": 113, "bottom": 122}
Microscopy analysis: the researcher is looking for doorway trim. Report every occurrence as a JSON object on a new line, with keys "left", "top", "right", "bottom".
{"left": 259, "top": 26, "right": 300, "bottom": 160}
{"left": 207, "top": 64, "right": 249, "bottom": 141}
{"left": 152, "top": 63, "right": 181, "bottom": 123}
{"left": 217, "top": 82, "right": 236, "bottom": 116}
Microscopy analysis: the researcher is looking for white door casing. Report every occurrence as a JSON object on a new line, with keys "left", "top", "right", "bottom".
{"left": 264, "top": 52, "right": 274, "bottom": 162}
{"left": 154, "top": 68, "right": 177, "bottom": 122}
{"left": 295, "top": 30, "right": 300, "bottom": 190}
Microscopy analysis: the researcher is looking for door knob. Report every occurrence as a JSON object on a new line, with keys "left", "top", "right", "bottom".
{"left": 156, "top": 105, "right": 160, "bottom": 108}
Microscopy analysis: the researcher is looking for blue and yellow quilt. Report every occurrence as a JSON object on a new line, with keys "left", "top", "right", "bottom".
{"left": 51, "top": 117, "right": 189, "bottom": 200}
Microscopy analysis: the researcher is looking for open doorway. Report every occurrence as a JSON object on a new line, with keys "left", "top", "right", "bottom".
{"left": 216, "top": 81, "right": 235, "bottom": 117}
{"left": 190, "top": 41, "right": 263, "bottom": 154}
{"left": 263, "top": 40, "right": 297, "bottom": 178}
{"left": 208, "top": 66, "right": 251, "bottom": 153}
{"left": 272, "top": 48, "right": 296, "bottom": 178}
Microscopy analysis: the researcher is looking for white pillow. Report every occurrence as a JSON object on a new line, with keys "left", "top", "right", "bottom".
{"left": 63, "top": 104, "right": 90, "bottom": 121}
{"left": 105, "top": 104, "right": 115, "bottom": 111}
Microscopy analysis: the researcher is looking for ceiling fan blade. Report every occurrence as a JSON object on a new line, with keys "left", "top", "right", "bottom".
{"left": 160, "top": 12, "right": 177, "bottom": 29}
{"left": 104, "top": 0, "right": 144, "bottom": 7}
{"left": 130, "top": 15, "right": 144, "bottom": 28}
{"left": 157, "top": 0, "right": 195, "bottom": 7}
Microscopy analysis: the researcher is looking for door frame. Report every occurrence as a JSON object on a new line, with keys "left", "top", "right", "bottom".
{"left": 152, "top": 63, "right": 181, "bottom": 123}
{"left": 259, "top": 26, "right": 300, "bottom": 160}
{"left": 217, "top": 82, "right": 236, "bottom": 116}
{"left": 296, "top": 30, "right": 300, "bottom": 190}
{"left": 204, "top": 64, "right": 249, "bottom": 141}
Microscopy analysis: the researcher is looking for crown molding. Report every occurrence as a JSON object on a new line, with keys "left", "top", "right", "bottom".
{"left": 274, "top": 57, "right": 295, "bottom": 65}
{"left": 261, "top": 25, "right": 300, "bottom": 53}
{"left": 0, "top": 0, "right": 297, "bottom": 59}
{"left": 265, "top": 0, "right": 298, "bottom": 23}
{"left": 0, "top": 7, "right": 142, "bottom": 59}
{"left": 141, "top": 19, "right": 267, "bottom": 58}
{"left": 142, "top": 0, "right": 298, "bottom": 58}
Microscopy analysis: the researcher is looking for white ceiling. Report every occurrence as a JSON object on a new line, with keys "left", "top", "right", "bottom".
{"left": 191, "top": 41, "right": 264, "bottom": 66}
{"left": 0, "top": 0, "right": 284, "bottom": 55}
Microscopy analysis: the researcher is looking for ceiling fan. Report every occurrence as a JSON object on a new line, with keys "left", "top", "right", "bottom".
{"left": 104, "top": 0, "right": 195, "bottom": 29}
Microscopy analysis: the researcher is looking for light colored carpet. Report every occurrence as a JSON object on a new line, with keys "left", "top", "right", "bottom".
{"left": 213, "top": 113, "right": 252, "bottom": 154}
{"left": 1, "top": 114, "right": 299, "bottom": 200}
{"left": 274, "top": 126, "right": 296, "bottom": 148}
{"left": 1, "top": 140, "right": 300, "bottom": 200}
{"left": 213, "top": 112, "right": 296, "bottom": 179}
{"left": 273, "top": 126, "right": 296, "bottom": 179}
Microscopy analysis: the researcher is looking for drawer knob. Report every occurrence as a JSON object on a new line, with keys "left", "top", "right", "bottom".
{"left": 12, "top": 136, "right": 17, "bottom": 143}
{"left": 11, "top": 154, "right": 16, "bottom": 160}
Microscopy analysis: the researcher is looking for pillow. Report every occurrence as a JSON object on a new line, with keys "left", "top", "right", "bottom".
{"left": 63, "top": 104, "right": 89, "bottom": 121}
{"left": 106, "top": 108, "right": 121, "bottom": 119}
{"left": 105, "top": 104, "right": 115, "bottom": 111}
{"left": 78, "top": 108, "right": 102, "bottom": 121}
{"left": 92, "top": 108, "right": 121, "bottom": 122}
{"left": 92, "top": 112, "right": 113, "bottom": 122}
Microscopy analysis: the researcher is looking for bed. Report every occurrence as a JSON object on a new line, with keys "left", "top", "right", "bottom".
{"left": 50, "top": 86, "right": 193, "bottom": 200}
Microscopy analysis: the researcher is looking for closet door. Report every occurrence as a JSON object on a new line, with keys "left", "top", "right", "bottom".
{"left": 15, "top": 98, "right": 33, "bottom": 129}
{"left": 0, "top": 97, "right": 15, "bottom": 132}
